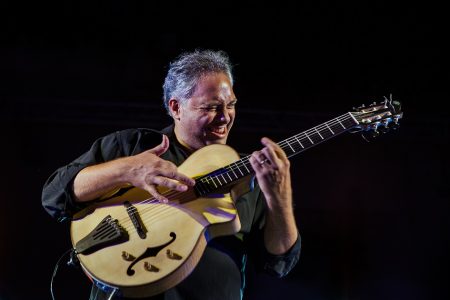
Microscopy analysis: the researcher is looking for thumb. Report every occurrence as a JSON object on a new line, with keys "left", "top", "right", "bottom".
{"left": 149, "top": 134, "right": 170, "bottom": 156}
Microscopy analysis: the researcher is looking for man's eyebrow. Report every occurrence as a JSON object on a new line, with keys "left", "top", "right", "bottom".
{"left": 206, "top": 98, "right": 238, "bottom": 104}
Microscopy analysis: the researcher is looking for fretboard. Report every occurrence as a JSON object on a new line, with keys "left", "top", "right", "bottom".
{"left": 194, "top": 112, "right": 358, "bottom": 196}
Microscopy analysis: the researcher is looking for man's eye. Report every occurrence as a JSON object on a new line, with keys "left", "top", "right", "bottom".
{"left": 203, "top": 106, "right": 218, "bottom": 111}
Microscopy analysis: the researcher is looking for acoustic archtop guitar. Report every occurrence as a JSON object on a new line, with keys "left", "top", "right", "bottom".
{"left": 70, "top": 97, "right": 403, "bottom": 298}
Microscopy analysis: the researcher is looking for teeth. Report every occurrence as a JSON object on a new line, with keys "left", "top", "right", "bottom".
{"left": 210, "top": 127, "right": 225, "bottom": 134}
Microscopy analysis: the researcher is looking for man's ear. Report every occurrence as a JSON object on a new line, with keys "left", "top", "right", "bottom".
{"left": 168, "top": 99, "right": 181, "bottom": 120}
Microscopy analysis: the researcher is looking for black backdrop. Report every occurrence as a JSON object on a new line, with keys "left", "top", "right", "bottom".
{"left": 2, "top": 2, "right": 448, "bottom": 300}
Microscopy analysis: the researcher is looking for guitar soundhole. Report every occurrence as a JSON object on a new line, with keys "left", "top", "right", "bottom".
{"left": 126, "top": 232, "right": 177, "bottom": 276}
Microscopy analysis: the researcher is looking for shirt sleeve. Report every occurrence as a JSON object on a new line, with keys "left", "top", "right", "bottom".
{"left": 41, "top": 131, "right": 125, "bottom": 222}
{"left": 245, "top": 186, "right": 301, "bottom": 278}
{"left": 261, "top": 233, "right": 301, "bottom": 278}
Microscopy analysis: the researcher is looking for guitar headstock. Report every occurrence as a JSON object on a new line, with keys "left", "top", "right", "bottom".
{"left": 350, "top": 95, "right": 403, "bottom": 140}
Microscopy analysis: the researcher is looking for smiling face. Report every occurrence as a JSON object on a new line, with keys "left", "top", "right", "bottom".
{"left": 169, "top": 72, "right": 237, "bottom": 151}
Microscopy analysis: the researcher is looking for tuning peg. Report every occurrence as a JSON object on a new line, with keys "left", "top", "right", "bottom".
{"left": 361, "top": 131, "right": 374, "bottom": 142}
{"left": 390, "top": 122, "right": 400, "bottom": 130}
{"left": 389, "top": 116, "right": 401, "bottom": 130}
{"left": 361, "top": 129, "right": 380, "bottom": 142}
{"left": 378, "top": 126, "right": 390, "bottom": 134}
{"left": 372, "top": 130, "right": 380, "bottom": 138}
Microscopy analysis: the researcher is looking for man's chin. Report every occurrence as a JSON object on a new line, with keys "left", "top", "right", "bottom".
{"left": 205, "top": 136, "right": 228, "bottom": 145}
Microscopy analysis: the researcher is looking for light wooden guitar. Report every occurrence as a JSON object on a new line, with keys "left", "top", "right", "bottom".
{"left": 70, "top": 98, "right": 402, "bottom": 298}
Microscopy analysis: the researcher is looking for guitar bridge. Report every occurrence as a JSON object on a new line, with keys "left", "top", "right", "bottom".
{"left": 75, "top": 215, "right": 129, "bottom": 255}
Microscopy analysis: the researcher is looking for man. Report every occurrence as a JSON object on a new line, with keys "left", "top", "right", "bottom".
{"left": 42, "top": 50, "right": 300, "bottom": 300}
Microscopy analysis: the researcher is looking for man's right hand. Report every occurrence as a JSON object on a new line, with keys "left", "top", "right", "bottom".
{"left": 123, "top": 135, "right": 195, "bottom": 202}
{"left": 73, "top": 135, "right": 195, "bottom": 203}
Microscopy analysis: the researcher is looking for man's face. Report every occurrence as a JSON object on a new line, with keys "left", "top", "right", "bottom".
{"left": 171, "top": 72, "right": 237, "bottom": 151}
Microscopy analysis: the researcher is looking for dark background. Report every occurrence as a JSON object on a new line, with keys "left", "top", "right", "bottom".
{"left": 1, "top": 1, "right": 448, "bottom": 299}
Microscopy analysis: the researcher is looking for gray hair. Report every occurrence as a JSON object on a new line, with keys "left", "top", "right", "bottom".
{"left": 162, "top": 49, "right": 234, "bottom": 116}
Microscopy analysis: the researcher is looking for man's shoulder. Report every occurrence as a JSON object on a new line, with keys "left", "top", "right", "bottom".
{"left": 116, "top": 125, "right": 174, "bottom": 139}
{"left": 116, "top": 127, "right": 162, "bottom": 136}
{"left": 111, "top": 128, "right": 166, "bottom": 155}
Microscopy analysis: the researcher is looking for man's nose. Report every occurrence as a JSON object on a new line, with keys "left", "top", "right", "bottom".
{"left": 218, "top": 107, "right": 231, "bottom": 123}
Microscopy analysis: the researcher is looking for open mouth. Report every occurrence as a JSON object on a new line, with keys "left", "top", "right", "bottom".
{"left": 207, "top": 126, "right": 227, "bottom": 137}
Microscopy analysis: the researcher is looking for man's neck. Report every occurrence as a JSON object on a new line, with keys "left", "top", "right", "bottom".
{"left": 174, "top": 125, "right": 196, "bottom": 154}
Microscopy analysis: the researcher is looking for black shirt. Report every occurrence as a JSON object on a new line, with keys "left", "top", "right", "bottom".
{"left": 42, "top": 126, "right": 301, "bottom": 300}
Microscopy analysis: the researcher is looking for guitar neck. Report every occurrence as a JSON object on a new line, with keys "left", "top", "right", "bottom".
{"left": 277, "top": 112, "right": 358, "bottom": 158}
{"left": 194, "top": 112, "right": 358, "bottom": 196}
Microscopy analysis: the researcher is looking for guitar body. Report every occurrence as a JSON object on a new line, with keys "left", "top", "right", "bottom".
{"left": 70, "top": 144, "right": 243, "bottom": 298}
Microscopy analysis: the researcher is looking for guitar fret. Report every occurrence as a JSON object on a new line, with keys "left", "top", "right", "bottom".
{"left": 220, "top": 174, "right": 227, "bottom": 184}
{"left": 295, "top": 136, "right": 304, "bottom": 148}
{"left": 343, "top": 117, "right": 356, "bottom": 128}
{"left": 287, "top": 141, "right": 295, "bottom": 152}
{"left": 226, "top": 172, "right": 233, "bottom": 181}
{"left": 298, "top": 135, "right": 311, "bottom": 147}
{"left": 193, "top": 112, "right": 361, "bottom": 197}
{"left": 231, "top": 168, "right": 238, "bottom": 179}
{"left": 315, "top": 128, "right": 324, "bottom": 140}
{"left": 202, "top": 177, "right": 213, "bottom": 190}
{"left": 243, "top": 161, "right": 250, "bottom": 173}
{"left": 326, "top": 123, "right": 335, "bottom": 135}
{"left": 211, "top": 177, "right": 218, "bottom": 188}
{"left": 235, "top": 163, "right": 244, "bottom": 176}
{"left": 194, "top": 185, "right": 203, "bottom": 195}
{"left": 195, "top": 181, "right": 208, "bottom": 195}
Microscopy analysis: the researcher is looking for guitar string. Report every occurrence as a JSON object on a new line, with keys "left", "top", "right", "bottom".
{"left": 100, "top": 113, "right": 358, "bottom": 230}
{"left": 126, "top": 114, "right": 356, "bottom": 207}
{"left": 103, "top": 113, "right": 360, "bottom": 230}
{"left": 183, "top": 113, "right": 357, "bottom": 188}
{"left": 118, "top": 113, "right": 376, "bottom": 233}
{"left": 214, "top": 113, "right": 357, "bottom": 177}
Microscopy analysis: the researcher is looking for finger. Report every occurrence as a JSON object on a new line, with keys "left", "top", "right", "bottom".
{"left": 149, "top": 135, "right": 170, "bottom": 156}
{"left": 261, "top": 146, "right": 282, "bottom": 170}
{"left": 158, "top": 168, "right": 195, "bottom": 186}
{"left": 144, "top": 183, "right": 169, "bottom": 203}
{"left": 250, "top": 152, "right": 264, "bottom": 172}
{"left": 251, "top": 150, "right": 266, "bottom": 165}
{"left": 153, "top": 176, "right": 190, "bottom": 192}
{"left": 261, "top": 137, "right": 288, "bottom": 160}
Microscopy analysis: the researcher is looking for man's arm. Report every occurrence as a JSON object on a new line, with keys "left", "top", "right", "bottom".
{"left": 249, "top": 137, "right": 299, "bottom": 255}
{"left": 73, "top": 135, "right": 195, "bottom": 203}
